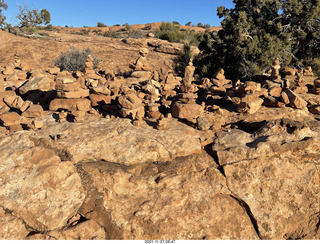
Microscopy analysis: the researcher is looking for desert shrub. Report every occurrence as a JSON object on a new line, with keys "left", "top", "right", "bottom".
{"left": 113, "top": 24, "right": 120, "bottom": 26}
{"left": 45, "top": 24, "right": 53, "bottom": 31}
{"left": 197, "top": 23, "right": 204, "bottom": 28}
{"left": 127, "top": 30, "right": 146, "bottom": 39}
{"left": 154, "top": 22, "right": 185, "bottom": 43}
{"left": 97, "top": 22, "right": 106, "bottom": 27}
{"left": 172, "top": 21, "right": 180, "bottom": 25}
{"left": 174, "top": 44, "right": 193, "bottom": 76}
{"left": 154, "top": 21, "right": 204, "bottom": 46}
{"left": 141, "top": 25, "right": 151, "bottom": 30}
{"left": 103, "top": 31, "right": 119, "bottom": 38}
{"left": 185, "top": 21, "right": 191, "bottom": 26}
{"left": 55, "top": 46, "right": 100, "bottom": 72}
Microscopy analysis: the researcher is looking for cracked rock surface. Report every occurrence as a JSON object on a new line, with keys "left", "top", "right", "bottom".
{"left": 0, "top": 113, "right": 319, "bottom": 240}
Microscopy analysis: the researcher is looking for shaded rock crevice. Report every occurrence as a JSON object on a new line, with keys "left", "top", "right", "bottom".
{"left": 230, "top": 195, "right": 262, "bottom": 240}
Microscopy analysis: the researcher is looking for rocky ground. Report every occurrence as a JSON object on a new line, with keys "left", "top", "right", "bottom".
{"left": 0, "top": 30, "right": 319, "bottom": 240}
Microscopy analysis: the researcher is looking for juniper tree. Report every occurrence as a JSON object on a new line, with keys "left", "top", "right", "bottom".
{"left": 0, "top": 0, "right": 8, "bottom": 28}
{"left": 197, "top": 0, "right": 294, "bottom": 80}
{"left": 17, "top": 3, "right": 51, "bottom": 28}
{"left": 282, "top": 0, "right": 320, "bottom": 68}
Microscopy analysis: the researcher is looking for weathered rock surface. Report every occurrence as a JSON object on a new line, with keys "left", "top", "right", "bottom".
{"left": 75, "top": 152, "right": 259, "bottom": 240}
{"left": 35, "top": 117, "right": 203, "bottom": 165}
{"left": 0, "top": 133, "right": 85, "bottom": 232}
{"left": 19, "top": 76, "right": 55, "bottom": 95}
{"left": 0, "top": 207, "right": 29, "bottom": 240}
{"left": 213, "top": 119, "right": 320, "bottom": 239}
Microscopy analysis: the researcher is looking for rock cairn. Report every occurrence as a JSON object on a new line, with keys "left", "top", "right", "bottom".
{"left": 0, "top": 49, "right": 320, "bottom": 134}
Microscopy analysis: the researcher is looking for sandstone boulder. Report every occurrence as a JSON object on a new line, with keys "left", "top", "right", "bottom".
{"left": 118, "top": 93, "right": 143, "bottom": 110}
{"left": 0, "top": 134, "right": 85, "bottom": 232}
{"left": 0, "top": 208, "right": 29, "bottom": 240}
{"left": 21, "top": 104, "right": 44, "bottom": 118}
{"left": 19, "top": 76, "right": 55, "bottom": 95}
{"left": 172, "top": 102, "right": 204, "bottom": 123}
{"left": 283, "top": 88, "right": 307, "bottom": 109}
{"left": 75, "top": 152, "right": 259, "bottom": 240}
{"left": 49, "top": 98, "right": 91, "bottom": 111}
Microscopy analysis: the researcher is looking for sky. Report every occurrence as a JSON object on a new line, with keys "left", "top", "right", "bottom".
{"left": 3, "top": 0, "right": 234, "bottom": 27}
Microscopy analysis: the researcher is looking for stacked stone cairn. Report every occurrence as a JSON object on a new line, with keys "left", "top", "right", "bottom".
{"left": 2, "top": 49, "right": 320, "bottom": 135}
{"left": 172, "top": 60, "right": 204, "bottom": 124}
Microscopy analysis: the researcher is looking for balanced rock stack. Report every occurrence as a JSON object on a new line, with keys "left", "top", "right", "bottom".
{"left": 129, "top": 48, "right": 153, "bottom": 82}
{"left": 236, "top": 81, "right": 266, "bottom": 114}
{"left": 161, "top": 73, "right": 180, "bottom": 98}
{"left": 0, "top": 91, "right": 44, "bottom": 133}
{"left": 181, "top": 60, "right": 196, "bottom": 93}
{"left": 85, "top": 55, "right": 102, "bottom": 88}
{"left": 312, "top": 76, "right": 320, "bottom": 95}
{"left": 270, "top": 58, "right": 281, "bottom": 82}
{"left": 172, "top": 61, "right": 203, "bottom": 123}
{"left": 304, "top": 66, "right": 314, "bottom": 76}
{"left": 292, "top": 69, "right": 308, "bottom": 94}
{"left": 210, "top": 68, "right": 232, "bottom": 96}
{"left": 2, "top": 58, "right": 29, "bottom": 88}
{"left": 49, "top": 71, "right": 91, "bottom": 123}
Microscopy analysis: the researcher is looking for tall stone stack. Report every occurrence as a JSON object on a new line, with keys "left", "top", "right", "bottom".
{"left": 181, "top": 60, "right": 196, "bottom": 93}
{"left": 172, "top": 60, "right": 203, "bottom": 123}
{"left": 85, "top": 55, "right": 102, "bottom": 88}
{"left": 270, "top": 58, "right": 281, "bottom": 81}
{"left": 129, "top": 48, "right": 153, "bottom": 82}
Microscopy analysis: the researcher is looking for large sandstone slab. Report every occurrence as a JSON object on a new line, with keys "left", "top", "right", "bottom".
{"left": 49, "top": 98, "right": 91, "bottom": 111}
{"left": 19, "top": 76, "right": 55, "bottom": 95}
{"left": 36, "top": 118, "right": 203, "bottom": 165}
{"left": 76, "top": 152, "right": 259, "bottom": 240}
{"left": 172, "top": 102, "right": 204, "bottom": 123}
{"left": 0, "top": 133, "right": 85, "bottom": 232}
{"left": 213, "top": 120, "right": 320, "bottom": 239}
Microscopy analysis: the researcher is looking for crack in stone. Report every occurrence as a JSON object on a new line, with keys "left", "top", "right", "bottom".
{"left": 230, "top": 195, "right": 262, "bottom": 240}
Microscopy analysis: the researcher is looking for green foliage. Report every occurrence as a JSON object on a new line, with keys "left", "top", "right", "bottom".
{"left": 55, "top": 46, "right": 100, "bottom": 72}
{"left": 185, "top": 21, "right": 192, "bottom": 26}
{"left": 196, "top": 0, "right": 293, "bottom": 80}
{"left": 103, "top": 31, "right": 120, "bottom": 38}
{"left": 97, "top": 22, "right": 106, "bottom": 27}
{"left": 173, "top": 44, "right": 193, "bottom": 76}
{"left": 40, "top": 9, "right": 50, "bottom": 25}
{"left": 0, "top": 0, "right": 8, "bottom": 28}
{"left": 154, "top": 21, "right": 204, "bottom": 46}
{"left": 16, "top": 4, "right": 51, "bottom": 28}
{"left": 195, "top": 0, "right": 320, "bottom": 80}
{"left": 45, "top": 24, "right": 54, "bottom": 31}
{"left": 73, "top": 29, "right": 90, "bottom": 36}
{"left": 126, "top": 30, "right": 145, "bottom": 39}
{"left": 311, "top": 58, "right": 320, "bottom": 77}
{"left": 197, "top": 22, "right": 203, "bottom": 27}
{"left": 141, "top": 25, "right": 151, "bottom": 30}
{"left": 172, "top": 21, "right": 180, "bottom": 25}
